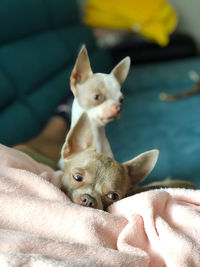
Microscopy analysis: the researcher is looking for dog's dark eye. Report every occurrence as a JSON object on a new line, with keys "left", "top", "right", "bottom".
{"left": 92, "top": 92, "right": 105, "bottom": 104}
{"left": 106, "top": 192, "right": 119, "bottom": 201}
{"left": 93, "top": 94, "right": 101, "bottom": 100}
{"left": 73, "top": 174, "right": 83, "bottom": 182}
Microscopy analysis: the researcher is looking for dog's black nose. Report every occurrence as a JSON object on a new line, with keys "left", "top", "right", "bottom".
{"left": 81, "top": 194, "right": 97, "bottom": 208}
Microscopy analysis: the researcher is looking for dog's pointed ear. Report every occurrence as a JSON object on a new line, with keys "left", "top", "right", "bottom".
{"left": 111, "top": 56, "right": 131, "bottom": 85}
{"left": 62, "top": 113, "right": 96, "bottom": 159}
{"left": 123, "top": 150, "right": 159, "bottom": 186}
{"left": 70, "top": 45, "right": 93, "bottom": 96}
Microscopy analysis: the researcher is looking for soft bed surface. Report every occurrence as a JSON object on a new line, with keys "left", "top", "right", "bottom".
{"left": 0, "top": 144, "right": 200, "bottom": 266}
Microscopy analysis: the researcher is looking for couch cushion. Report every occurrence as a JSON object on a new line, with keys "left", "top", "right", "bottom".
{"left": 108, "top": 57, "right": 200, "bottom": 187}
{"left": 0, "top": 0, "right": 80, "bottom": 44}
{"left": 0, "top": 0, "right": 112, "bottom": 146}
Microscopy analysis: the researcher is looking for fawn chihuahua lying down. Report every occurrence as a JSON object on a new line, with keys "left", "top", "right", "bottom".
{"left": 59, "top": 45, "right": 130, "bottom": 170}
{"left": 61, "top": 114, "right": 197, "bottom": 210}
{"left": 61, "top": 113, "right": 159, "bottom": 210}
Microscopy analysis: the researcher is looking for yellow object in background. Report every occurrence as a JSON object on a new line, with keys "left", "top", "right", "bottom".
{"left": 83, "top": 0, "right": 178, "bottom": 46}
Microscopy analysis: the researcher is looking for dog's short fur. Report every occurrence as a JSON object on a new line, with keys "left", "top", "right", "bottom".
{"left": 59, "top": 45, "right": 130, "bottom": 170}
{"left": 61, "top": 113, "right": 159, "bottom": 210}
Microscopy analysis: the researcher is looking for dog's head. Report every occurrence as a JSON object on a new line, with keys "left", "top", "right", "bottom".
{"left": 70, "top": 45, "right": 130, "bottom": 127}
{"left": 61, "top": 114, "right": 159, "bottom": 210}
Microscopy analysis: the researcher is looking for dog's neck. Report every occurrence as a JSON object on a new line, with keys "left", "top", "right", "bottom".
{"left": 71, "top": 98, "right": 113, "bottom": 158}
{"left": 91, "top": 125, "right": 113, "bottom": 158}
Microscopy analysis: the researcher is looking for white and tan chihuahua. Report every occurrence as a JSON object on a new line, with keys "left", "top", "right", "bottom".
{"left": 59, "top": 45, "right": 130, "bottom": 169}
{"left": 61, "top": 113, "right": 159, "bottom": 210}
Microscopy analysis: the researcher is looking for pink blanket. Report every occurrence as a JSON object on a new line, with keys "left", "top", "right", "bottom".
{"left": 0, "top": 144, "right": 200, "bottom": 266}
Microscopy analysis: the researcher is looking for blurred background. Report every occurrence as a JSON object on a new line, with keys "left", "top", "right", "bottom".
{"left": 0, "top": 0, "right": 200, "bottom": 187}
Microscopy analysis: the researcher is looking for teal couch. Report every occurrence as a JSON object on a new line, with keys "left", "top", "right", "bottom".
{"left": 0, "top": 0, "right": 112, "bottom": 146}
{"left": 108, "top": 57, "right": 200, "bottom": 187}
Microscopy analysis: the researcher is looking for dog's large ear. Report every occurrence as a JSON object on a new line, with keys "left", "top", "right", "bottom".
{"left": 123, "top": 150, "right": 159, "bottom": 186}
{"left": 62, "top": 113, "right": 96, "bottom": 158}
{"left": 70, "top": 45, "right": 93, "bottom": 96}
{"left": 111, "top": 56, "right": 131, "bottom": 85}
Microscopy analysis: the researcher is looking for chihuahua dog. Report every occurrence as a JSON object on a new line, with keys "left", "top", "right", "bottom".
{"left": 159, "top": 70, "right": 200, "bottom": 101}
{"left": 61, "top": 113, "right": 159, "bottom": 210}
{"left": 59, "top": 45, "right": 130, "bottom": 170}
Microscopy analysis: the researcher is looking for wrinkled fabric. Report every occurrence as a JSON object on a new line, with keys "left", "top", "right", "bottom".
{"left": 0, "top": 144, "right": 200, "bottom": 266}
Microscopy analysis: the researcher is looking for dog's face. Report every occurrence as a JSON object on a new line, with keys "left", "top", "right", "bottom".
{"left": 61, "top": 114, "right": 159, "bottom": 210}
{"left": 62, "top": 149, "right": 131, "bottom": 210}
{"left": 70, "top": 45, "right": 130, "bottom": 127}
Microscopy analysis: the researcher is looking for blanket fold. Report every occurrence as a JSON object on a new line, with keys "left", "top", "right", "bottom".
{"left": 0, "top": 144, "right": 200, "bottom": 267}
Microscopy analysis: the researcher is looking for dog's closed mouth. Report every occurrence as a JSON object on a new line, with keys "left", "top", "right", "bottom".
{"left": 99, "top": 112, "right": 121, "bottom": 121}
{"left": 115, "top": 113, "right": 121, "bottom": 120}
{"left": 108, "top": 115, "right": 120, "bottom": 120}
{"left": 107, "top": 112, "right": 121, "bottom": 120}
